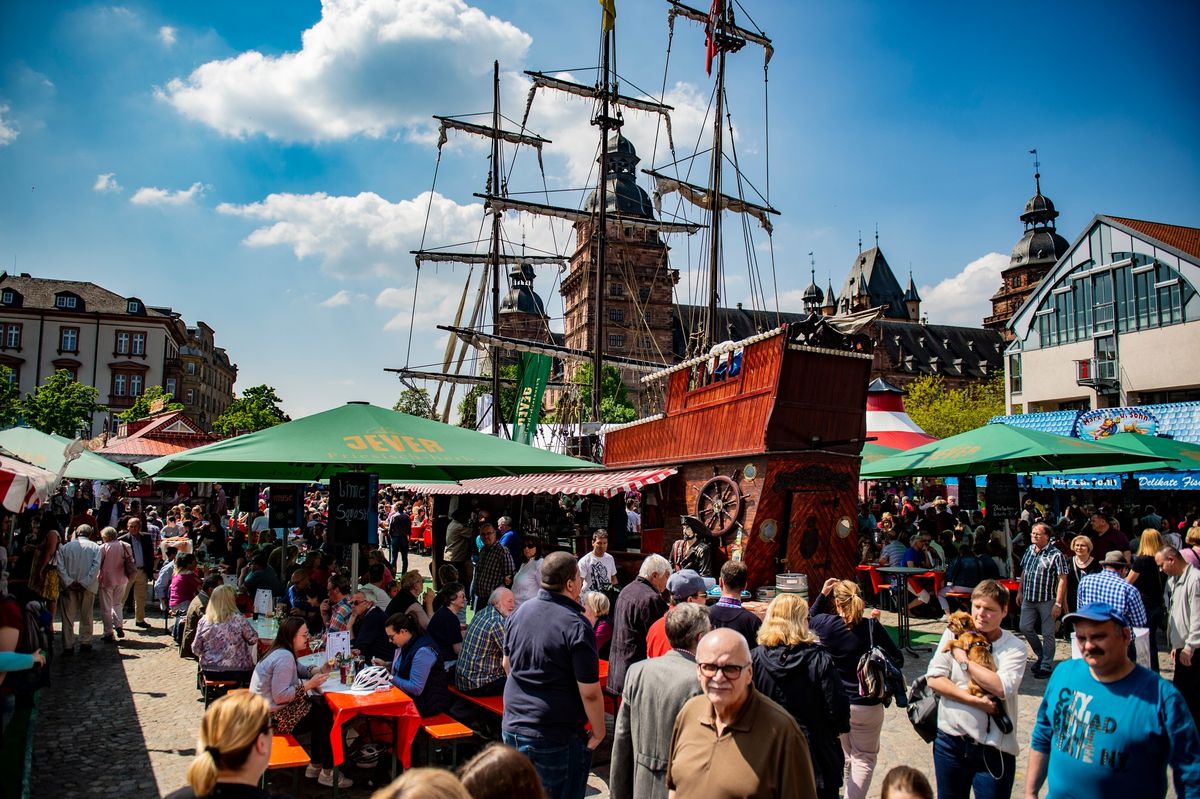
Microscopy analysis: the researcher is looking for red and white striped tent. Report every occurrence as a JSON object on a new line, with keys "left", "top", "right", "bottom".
{"left": 866, "top": 378, "right": 937, "bottom": 451}
{"left": 0, "top": 451, "right": 58, "bottom": 513}
{"left": 397, "top": 466, "right": 677, "bottom": 498}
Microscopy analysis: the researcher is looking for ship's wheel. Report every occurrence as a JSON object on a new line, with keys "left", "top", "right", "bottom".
{"left": 695, "top": 475, "right": 743, "bottom": 537}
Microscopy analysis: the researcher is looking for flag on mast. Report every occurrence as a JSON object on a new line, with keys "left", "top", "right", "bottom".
{"left": 704, "top": 0, "right": 722, "bottom": 75}
{"left": 599, "top": 0, "right": 616, "bottom": 32}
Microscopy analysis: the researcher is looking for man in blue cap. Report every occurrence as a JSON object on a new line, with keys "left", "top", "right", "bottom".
{"left": 1025, "top": 602, "right": 1200, "bottom": 799}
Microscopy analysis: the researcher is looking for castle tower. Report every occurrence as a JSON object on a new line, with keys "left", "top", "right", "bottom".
{"left": 560, "top": 133, "right": 679, "bottom": 408}
{"left": 497, "top": 262, "right": 551, "bottom": 348}
{"left": 985, "top": 159, "right": 1070, "bottom": 340}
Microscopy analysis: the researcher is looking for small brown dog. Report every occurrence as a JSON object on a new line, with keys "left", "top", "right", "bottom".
{"left": 943, "top": 611, "right": 996, "bottom": 697}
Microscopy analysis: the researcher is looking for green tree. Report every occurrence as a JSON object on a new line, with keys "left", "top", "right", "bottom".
{"left": 0, "top": 366, "right": 20, "bottom": 428}
{"left": 212, "top": 384, "right": 291, "bottom": 437}
{"left": 456, "top": 366, "right": 518, "bottom": 429}
{"left": 904, "top": 373, "right": 1006, "bottom": 440}
{"left": 20, "top": 369, "right": 106, "bottom": 437}
{"left": 393, "top": 387, "right": 437, "bottom": 419}
{"left": 553, "top": 363, "right": 638, "bottom": 425}
{"left": 117, "top": 385, "right": 184, "bottom": 423}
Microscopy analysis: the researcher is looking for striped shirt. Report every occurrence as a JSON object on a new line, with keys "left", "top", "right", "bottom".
{"left": 1019, "top": 545, "right": 1068, "bottom": 603}
{"left": 1076, "top": 569, "right": 1148, "bottom": 627}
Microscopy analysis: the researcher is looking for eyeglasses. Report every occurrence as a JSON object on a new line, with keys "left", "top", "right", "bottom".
{"left": 698, "top": 662, "right": 749, "bottom": 679}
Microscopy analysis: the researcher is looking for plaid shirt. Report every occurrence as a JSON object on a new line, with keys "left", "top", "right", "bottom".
{"left": 473, "top": 543, "right": 514, "bottom": 604}
{"left": 1076, "top": 569, "right": 1148, "bottom": 627}
{"left": 1019, "top": 544, "right": 1068, "bottom": 603}
{"left": 454, "top": 605, "right": 506, "bottom": 691}
{"left": 327, "top": 598, "right": 354, "bottom": 633}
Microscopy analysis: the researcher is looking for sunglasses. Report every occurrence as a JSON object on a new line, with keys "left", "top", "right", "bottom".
{"left": 698, "top": 662, "right": 749, "bottom": 679}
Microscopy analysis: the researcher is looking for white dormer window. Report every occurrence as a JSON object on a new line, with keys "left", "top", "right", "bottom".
{"left": 1, "top": 291, "right": 12, "bottom": 304}
{"left": 56, "top": 294, "right": 77, "bottom": 309}
{"left": 127, "top": 300, "right": 140, "bottom": 314}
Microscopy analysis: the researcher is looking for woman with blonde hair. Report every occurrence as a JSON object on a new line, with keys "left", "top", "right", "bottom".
{"left": 192, "top": 585, "right": 259, "bottom": 686}
{"left": 1183, "top": 524, "right": 1200, "bottom": 568}
{"left": 1128, "top": 528, "right": 1166, "bottom": 672}
{"left": 581, "top": 590, "right": 613, "bottom": 658}
{"left": 751, "top": 592, "right": 849, "bottom": 799}
{"left": 370, "top": 768, "right": 470, "bottom": 799}
{"left": 164, "top": 690, "right": 274, "bottom": 799}
{"left": 809, "top": 578, "right": 903, "bottom": 799}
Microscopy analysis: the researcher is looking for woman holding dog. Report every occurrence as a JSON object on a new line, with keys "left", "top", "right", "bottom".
{"left": 925, "top": 580, "right": 1027, "bottom": 799}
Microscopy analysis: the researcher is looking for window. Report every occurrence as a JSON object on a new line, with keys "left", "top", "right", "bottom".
{"left": 3, "top": 368, "right": 16, "bottom": 386}
{"left": 116, "top": 331, "right": 130, "bottom": 354}
{"left": 59, "top": 327, "right": 79, "bottom": 353}
{"left": 3, "top": 324, "right": 20, "bottom": 349}
{"left": 608, "top": 308, "right": 625, "bottom": 323}
{"left": 127, "top": 300, "right": 140, "bottom": 314}
{"left": 1091, "top": 271, "right": 1114, "bottom": 333}
{"left": 165, "top": 378, "right": 176, "bottom": 397}
{"left": 132, "top": 332, "right": 146, "bottom": 356}
{"left": 608, "top": 283, "right": 624, "bottom": 297}
{"left": 55, "top": 294, "right": 78, "bottom": 309}
{"left": 638, "top": 336, "right": 654, "bottom": 351}
{"left": 186, "top": 389, "right": 194, "bottom": 403}
{"left": 113, "top": 374, "right": 127, "bottom": 397}
{"left": 130, "top": 374, "right": 143, "bottom": 396}
{"left": 639, "top": 287, "right": 650, "bottom": 301}
{"left": 607, "top": 334, "right": 625, "bottom": 348}
{"left": 1095, "top": 335, "right": 1118, "bottom": 381}
{"left": 1, "top": 291, "right": 12, "bottom": 304}
{"left": 187, "top": 362, "right": 197, "bottom": 375}
{"left": 1009, "top": 353, "right": 1022, "bottom": 394}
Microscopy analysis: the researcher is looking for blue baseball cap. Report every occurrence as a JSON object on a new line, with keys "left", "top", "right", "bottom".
{"left": 1062, "top": 602, "right": 1129, "bottom": 628}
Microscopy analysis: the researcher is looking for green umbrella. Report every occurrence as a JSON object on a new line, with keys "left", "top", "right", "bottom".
{"left": 862, "top": 443, "right": 902, "bottom": 464}
{"left": 1050, "top": 432, "right": 1200, "bottom": 475}
{"left": 136, "top": 402, "right": 595, "bottom": 482}
{"left": 0, "top": 427, "right": 134, "bottom": 481}
{"left": 859, "top": 423, "right": 1167, "bottom": 479}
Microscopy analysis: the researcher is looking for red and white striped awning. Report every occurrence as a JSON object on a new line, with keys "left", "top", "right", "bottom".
{"left": 0, "top": 453, "right": 57, "bottom": 513}
{"left": 866, "top": 382, "right": 937, "bottom": 451}
{"left": 400, "top": 466, "right": 677, "bottom": 498}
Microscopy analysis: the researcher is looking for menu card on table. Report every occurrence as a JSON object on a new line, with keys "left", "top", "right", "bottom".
{"left": 324, "top": 630, "right": 352, "bottom": 665}
{"left": 253, "top": 589, "right": 274, "bottom": 616}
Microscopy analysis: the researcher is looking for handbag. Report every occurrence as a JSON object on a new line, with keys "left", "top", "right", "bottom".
{"left": 857, "top": 620, "right": 907, "bottom": 707}
{"left": 271, "top": 693, "right": 312, "bottom": 735}
{"left": 906, "top": 675, "right": 940, "bottom": 743}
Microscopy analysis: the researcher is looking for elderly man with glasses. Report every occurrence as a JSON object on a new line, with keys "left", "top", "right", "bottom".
{"left": 665, "top": 628, "right": 817, "bottom": 799}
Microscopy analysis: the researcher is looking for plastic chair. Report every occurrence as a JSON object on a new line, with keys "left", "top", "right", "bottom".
{"left": 866, "top": 567, "right": 895, "bottom": 611}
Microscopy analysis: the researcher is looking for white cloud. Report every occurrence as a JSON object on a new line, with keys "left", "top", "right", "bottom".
{"left": 159, "top": 25, "right": 177, "bottom": 46}
{"left": 159, "top": 0, "right": 531, "bottom": 142}
{"left": 93, "top": 172, "right": 122, "bottom": 193}
{"left": 0, "top": 105, "right": 18, "bottom": 146}
{"left": 919, "top": 252, "right": 1008, "bottom": 327}
{"left": 376, "top": 276, "right": 476, "bottom": 334}
{"left": 321, "top": 290, "right": 354, "bottom": 307}
{"left": 130, "top": 181, "right": 207, "bottom": 206}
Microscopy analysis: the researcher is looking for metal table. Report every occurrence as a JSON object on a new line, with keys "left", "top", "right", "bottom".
{"left": 875, "top": 566, "right": 943, "bottom": 655}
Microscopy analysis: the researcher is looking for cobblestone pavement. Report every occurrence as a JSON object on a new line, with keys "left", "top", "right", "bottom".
{"left": 30, "top": 568, "right": 1175, "bottom": 798}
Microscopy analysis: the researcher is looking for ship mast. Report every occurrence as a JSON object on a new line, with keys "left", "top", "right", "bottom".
{"left": 706, "top": 14, "right": 726, "bottom": 351}
{"left": 591, "top": 24, "right": 619, "bottom": 424}
{"left": 489, "top": 61, "right": 503, "bottom": 436}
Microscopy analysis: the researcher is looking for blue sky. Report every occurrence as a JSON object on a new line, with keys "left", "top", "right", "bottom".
{"left": 1, "top": 0, "right": 1197, "bottom": 419}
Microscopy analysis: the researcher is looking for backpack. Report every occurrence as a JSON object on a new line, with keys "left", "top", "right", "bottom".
{"left": 8, "top": 598, "right": 52, "bottom": 695}
{"left": 856, "top": 620, "right": 906, "bottom": 707}
{"left": 906, "top": 675, "right": 940, "bottom": 743}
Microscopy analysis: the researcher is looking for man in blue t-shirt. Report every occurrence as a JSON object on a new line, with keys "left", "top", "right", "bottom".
{"left": 502, "top": 551, "right": 605, "bottom": 799}
{"left": 1027, "top": 602, "right": 1200, "bottom": 799}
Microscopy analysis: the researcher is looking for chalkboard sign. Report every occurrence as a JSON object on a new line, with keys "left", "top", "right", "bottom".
{"left": 958, "top": 477, "right": 978, "bottom": 511}
{"left": 268, "top": 485, "right": 303, "bottom": 529}
{"left": 329, "top": 472, "right": 378, "bottom": 546}
{"left": 985, "top": 474, "right": 1020, "bottom": 522}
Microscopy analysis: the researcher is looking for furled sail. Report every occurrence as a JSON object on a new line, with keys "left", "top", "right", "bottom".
{"left": 438, "top": 325, "right": 665, "bottom": 373}
{"left": 666, "top": 1, "right": 774, "bottom": 65}
{"left": 522, "top": 71, "right": 676, "bottom": 152}
{"left": 475, "top": 194, "right": 702, "bottom": 235}
{"left": 385, "top": 367, "right": 567, "bottom": 389}
{"left": 410, "top": 251, "right": 566, "bottom": 267}
{"left": 644, "top": 169, "right": 778, "bottom": 233}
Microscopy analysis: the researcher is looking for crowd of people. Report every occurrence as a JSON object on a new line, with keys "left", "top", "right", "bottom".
{"left": 3, "top": 478, "right": 1200, "bottom": 799}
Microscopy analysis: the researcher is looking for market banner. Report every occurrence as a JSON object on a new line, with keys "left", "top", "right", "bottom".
{"left": 512, "top": 352, "right": 553, "bottom": 445}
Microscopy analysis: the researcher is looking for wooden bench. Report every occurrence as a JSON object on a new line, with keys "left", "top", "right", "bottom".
{"left": 201, "top": 677, "right": 241, "bottom": 708}
{"left": 261, "top": 734, "right": 310, "bottom": 792}
{"left": 419, "top": 713, "right": 474, "bottom": 766}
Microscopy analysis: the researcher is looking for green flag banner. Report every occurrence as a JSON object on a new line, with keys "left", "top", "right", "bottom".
{"left": 513, "top": 353, "right": 553, "bottom": 445}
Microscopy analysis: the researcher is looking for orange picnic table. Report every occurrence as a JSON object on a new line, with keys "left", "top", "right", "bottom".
{"left": 322, "top": 685, "right": 421, "bottom": 768}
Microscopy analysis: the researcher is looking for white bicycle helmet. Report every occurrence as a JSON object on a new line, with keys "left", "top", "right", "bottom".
{"left": 351, "top": 665, "right": 392, "bottom": 692}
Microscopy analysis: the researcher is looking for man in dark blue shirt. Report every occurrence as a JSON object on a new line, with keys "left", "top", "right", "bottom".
{"left": 503, "top": 551, "right": 605, "bottom": 799}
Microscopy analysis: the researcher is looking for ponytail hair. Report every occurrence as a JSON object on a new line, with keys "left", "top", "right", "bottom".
{"left": 186, "top": 690, "right": 271, "bottom": 796}
{"left": 832, "top": 579, "right": 865, "bottom": 627}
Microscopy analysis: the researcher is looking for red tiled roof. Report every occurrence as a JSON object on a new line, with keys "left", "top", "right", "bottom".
{"left": 1108, "top": 216, "right": 1200, "bottom": 261}
{"left": 91, "top": 410, "right": 218, "bottom": 458}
